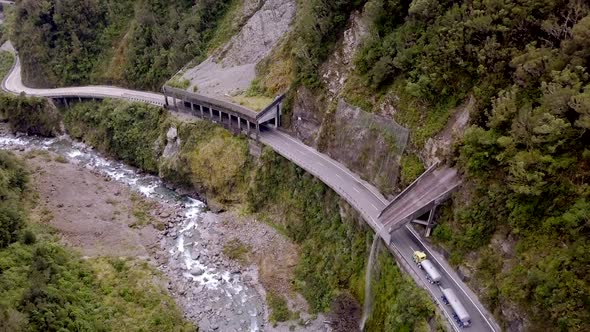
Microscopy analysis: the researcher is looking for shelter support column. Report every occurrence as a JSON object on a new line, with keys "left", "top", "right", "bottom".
{"left": 425, "top": 205, "right": 438, "bottom": 237}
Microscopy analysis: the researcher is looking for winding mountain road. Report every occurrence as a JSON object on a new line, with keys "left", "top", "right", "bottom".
{"left": 2, "top": 49, "right": 500, "bottom": 332}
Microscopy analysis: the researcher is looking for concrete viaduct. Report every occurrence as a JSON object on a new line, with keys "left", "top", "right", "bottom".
{"left": 162, "top": 86, "right": 284, "bottom": 141}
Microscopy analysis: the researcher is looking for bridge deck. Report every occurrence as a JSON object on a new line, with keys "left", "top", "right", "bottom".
{"left": 378, "top": 167, "right": 460, "bottom": 235}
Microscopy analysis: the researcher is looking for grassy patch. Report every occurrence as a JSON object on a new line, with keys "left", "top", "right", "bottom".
{"left": 0, "top": 51, "right": 14, "bottom": 81}
{"left": 267, "top": 291, "right": 293, "bottom": 324}
{"left": 364, "top": 252, "right": 436, "bottom": 331}
{"left": 53, "top": 155, "right": 68, "bottom": 164}
{"left": 24, "top": 149, "right": 52, "bottom": 162}
{"left": 129, "top": 193, "right": 164, "bottom": 231}
{"left": 222, "top": 238, "right": 250, "bottom": 265}
{"left": 231, "top": 94, "right": 274, "bottom": 112}
{"left": 168, "top": 76, "right": 191, "bottom": 90}
{"left": 400, "top": 154, "right": 425, "bottom": 188}
{"left": 252, "top": 43, "right": 294, "bottom": 96}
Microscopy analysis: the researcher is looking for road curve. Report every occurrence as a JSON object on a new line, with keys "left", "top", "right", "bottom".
{"left": 2, "top": 50, "right": 500, "bottom": 332}
{"left": 3, "top": 56, "right": 166, "bottom": 106}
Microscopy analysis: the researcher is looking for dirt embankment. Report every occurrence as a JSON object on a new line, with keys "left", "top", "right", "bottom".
{"left": 25, "top": 150, "right": 161, "bottom": 258}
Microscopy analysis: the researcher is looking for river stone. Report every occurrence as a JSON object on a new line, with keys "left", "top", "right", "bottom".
{"left": 191, "top": 267, "right": 205, "bottom": 276}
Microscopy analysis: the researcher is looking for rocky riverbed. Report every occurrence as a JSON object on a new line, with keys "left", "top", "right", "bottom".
{"left": 0, "top": 128, "right": 328, "bottom": 332}
{"left": 0, "top": 132, "right": 264, "bottom": 331}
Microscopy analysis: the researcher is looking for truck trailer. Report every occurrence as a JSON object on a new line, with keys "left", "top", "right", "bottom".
{"left": 441, "top": 288, "right": 471, "bottom": 328}
{"left": 412, "top": 251, "right": 442, "bottom": 284}
{"left": 420, "top": 259, "right": 442, "bottom": 284}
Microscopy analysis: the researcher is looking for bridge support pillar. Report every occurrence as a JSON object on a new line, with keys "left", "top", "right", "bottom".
{"left": 256, "top": 123, "right": 260, "bottom": 142}
{"left": 199, "top": 105, "right": 204, "bottom": 118}
{"left": 238, "top": 117, "right": 242, "bottom": 131}
{"left": 247, "top": 121, "right": 251, "bottom": 138}
{"left": 172, "top": 97, "right": 178, "bottom": 110}
{"left": 275, "top": 104, "right": 280, "bottom": 128}
{"left": 164, "top": 92, "right": 169, "bottom": 107}
{"left": 78, "top": 97, "right": 82, "bottom": 103}
{"left": 190, "top": 102, "right": 195, "bottom": 115}
{"left": 218, "top": 110, "right": 222, "bottom": 123}
{"left": 425, "top": 205, "right": 438, "bottom": 237}
{"left": 63, "top": 98, "right": 69, "bottom": 108}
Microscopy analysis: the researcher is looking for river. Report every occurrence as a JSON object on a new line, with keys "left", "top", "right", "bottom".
{"left": 0, "top": 132, "right": 265, "bottom": 332}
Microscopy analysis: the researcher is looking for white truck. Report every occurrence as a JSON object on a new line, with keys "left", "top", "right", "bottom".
{"left": 412, "top": 251, "right": 442, "bottom": 284}
{"left": 441, "top": 288, "right": 472, "bottom": 328}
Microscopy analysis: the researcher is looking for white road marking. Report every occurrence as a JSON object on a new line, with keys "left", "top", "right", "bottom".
{"left": 353, "top": 187, "right": 361, "bottom": 193}
{"left": 405, "top": 225, "right": 497, "bottom": 332}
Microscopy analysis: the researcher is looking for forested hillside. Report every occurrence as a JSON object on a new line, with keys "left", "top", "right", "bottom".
{"left": 8, "top": 0, "right": 590, "bottom": 330}
{"left": 11, "top": 0, "right": 235, "bottom": 90}
{"left": 255, "top": 0, "right": 590, "bottom": 330}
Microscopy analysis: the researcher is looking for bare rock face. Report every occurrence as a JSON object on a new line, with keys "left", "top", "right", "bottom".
{"left": 320, "top": 10, "right": 369, "bottom": 100}
{"left": 182, "top": 0, "right": 295, "bottom": 100}
{"left": 216, "top": 0, "right": 295, "bottom": 67}
{"left": 320, "top": 100, "right": 408, "bottom": 195}
{"left": 290, "top": 86, "right": 324, "bottom": 146}
{"left": 162, "top": 126, "right": 180, "bottom": 160}
{"left": 422, "top": 95, "right": 474, "bottom": 166}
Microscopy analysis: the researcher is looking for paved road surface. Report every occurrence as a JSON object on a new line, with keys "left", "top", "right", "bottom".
{"left": 4, "top": 56, "right": 166, "bottom": 106}
{"left": 2, "top": 50, "right": 500, "bottom": 332}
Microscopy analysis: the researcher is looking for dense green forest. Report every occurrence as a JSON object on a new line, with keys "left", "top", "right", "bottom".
{"left": 255, "top": 0, "right": 590, "bottom": 330}
{"left": 0, "top": 150, "right": 193, "bottom": 331}
{"left": 11, "top": 0, "right": 235, "bottom": 90}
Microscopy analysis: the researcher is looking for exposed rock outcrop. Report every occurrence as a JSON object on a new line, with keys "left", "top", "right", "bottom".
{"left": 182, "top": 0, "right": 296, "bottom": 100}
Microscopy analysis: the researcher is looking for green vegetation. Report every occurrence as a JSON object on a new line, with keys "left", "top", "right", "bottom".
{"left": 0, "top": 151, "right": 27, "bottom": 249}
{"left": 248, "top": 149, "right": 368, "bottom": 312}
{"left": 168, "top": 77, "right": 191, "bottom": 90}
{"left": 206, "top": 0, "right": 245, "bottom": 54}
{"left": 399, "top": 154, "right": 425, "bottom": 187}
{"left": 231, "top": 94, "right": 274, "bottom": 112}
{"left": 129, "top": 193, "right": 165, "bottom": 231}
{"left": 0, "top": 95, "right": 61, "bottom": 137}
{"left": 364, "top": 252, "right": 437, "bottom": 332}
{"left": 222, "top": 238, "right": 250, "bottom": 265}
{"left": 291, "top": 0, "right": 366, "bottom": 89}
{"left": 12, "top": 0, "right": 235, "bottom": 90}
{"left": 0, "top": 151, "right": 193, "bottom": 331}
{"left": 0, "top": 51, "right": 14, "bottom": 80}
{"left": 267, "top": 291, "right": 293, "bottom": 323}
{"left": 64, "top": 100, "right": 167, "bottom": 172}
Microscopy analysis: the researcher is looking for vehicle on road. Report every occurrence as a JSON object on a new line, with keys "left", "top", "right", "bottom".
{"left": 441, "top": 288, "right": 471, "bottom": 328}
{"left": 413, "top": 251, "right": 442, "bottom": 284}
